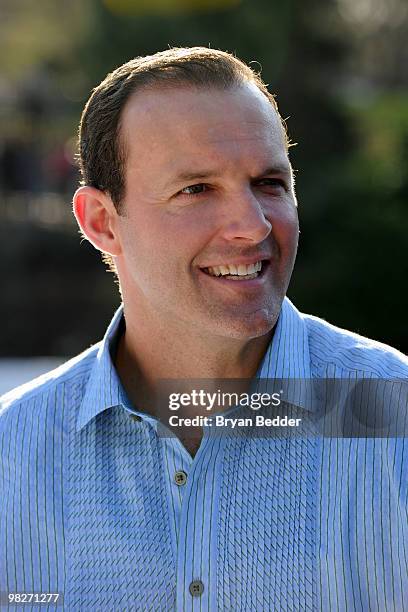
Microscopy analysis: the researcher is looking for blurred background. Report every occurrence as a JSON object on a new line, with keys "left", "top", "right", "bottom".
{"left": 1, "top": 0, "right": 407, "bottom": 391}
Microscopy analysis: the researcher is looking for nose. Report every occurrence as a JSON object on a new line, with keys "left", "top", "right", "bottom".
{"left": 220, "top": 189, "right": 272, "bottom": 244}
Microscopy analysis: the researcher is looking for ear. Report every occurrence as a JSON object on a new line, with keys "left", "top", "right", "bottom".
{"left": 72, "top": 186, "right": 122, "bottom": 256}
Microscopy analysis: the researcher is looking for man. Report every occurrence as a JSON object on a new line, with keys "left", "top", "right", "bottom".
{"left": 1, "top": 47, "right": 407, "bottom": 611}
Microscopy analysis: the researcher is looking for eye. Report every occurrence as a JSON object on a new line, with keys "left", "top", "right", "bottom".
{"left": 179, "top": 183, "right": 208, "bottom": 196}
{"left": 255, "top": 178, "right": 287, "bottom": 191}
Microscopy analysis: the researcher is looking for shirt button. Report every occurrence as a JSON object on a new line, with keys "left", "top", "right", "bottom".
{"left": 189, "top": 580, "right": 204, "bottom": 597}
{"left": 129, "top": 413, "right": 141, "bottom": 422}
{"left": 174, "top": 470, "right": 187, "bottom": 486}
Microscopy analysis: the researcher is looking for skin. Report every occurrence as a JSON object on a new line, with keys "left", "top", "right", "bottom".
{"left": 74, "top": 82, "right": 299, "bottom": 454}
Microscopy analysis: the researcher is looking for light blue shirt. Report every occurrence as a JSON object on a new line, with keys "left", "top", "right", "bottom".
{"left": 1, "top": 298, "right": 407, "bottom": 611}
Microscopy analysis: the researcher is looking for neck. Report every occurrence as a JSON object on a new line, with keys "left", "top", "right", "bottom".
{"left": 114, "top": 302, "right": 275, "bottom": 415}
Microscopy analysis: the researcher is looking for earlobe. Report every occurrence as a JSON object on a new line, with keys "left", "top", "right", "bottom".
{"left": 72, "top": 186, "right": 122, "bottom": 256}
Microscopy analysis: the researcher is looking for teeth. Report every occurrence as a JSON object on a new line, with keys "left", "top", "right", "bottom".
{"left": 206, "top": 261, "right": 263, "bottom": 277}
{"left": 227, "top": 272, "right": 258, "bottom": 280}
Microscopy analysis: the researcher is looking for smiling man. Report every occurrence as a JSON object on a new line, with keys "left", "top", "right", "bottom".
{"left": 1, "top": 47, "right": 407, "bottom": 611}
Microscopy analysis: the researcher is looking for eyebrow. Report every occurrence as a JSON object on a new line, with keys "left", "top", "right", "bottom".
{"left": 169, "top": 162, "right": 292, "bottom": 186}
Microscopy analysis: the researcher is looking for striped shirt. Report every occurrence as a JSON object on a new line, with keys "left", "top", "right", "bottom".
{"left": 1, "top": 297, "right": 407, "bottom": 611}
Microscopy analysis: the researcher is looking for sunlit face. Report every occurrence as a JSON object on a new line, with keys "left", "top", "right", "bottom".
{"left": 115, "top": 82, "right": 299, "bottom": 340}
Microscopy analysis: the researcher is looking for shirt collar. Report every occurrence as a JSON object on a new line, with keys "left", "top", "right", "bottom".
{"left": 77, "top": 297, "right": 312, "bottom": 431}
{"left": 256, "top": 296, "right": 313, "bottom": 411}
{"left": 76, "top": 305, "right": 126, "bottom": 431}
{"left": 258, "top": 296, "right": 311, "bottom": 379}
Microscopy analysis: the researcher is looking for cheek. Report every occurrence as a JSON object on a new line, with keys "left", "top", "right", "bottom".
{"left": 162, "top": 206, "right": 222, "bottom": 254}
{"left": 269, "top": 204, "right": 299, "bottom": 248}
{"left": 121, "top": 210, "right": 215, "bottom": 278}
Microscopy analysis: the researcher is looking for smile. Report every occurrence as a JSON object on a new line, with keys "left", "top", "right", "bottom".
{"left": 201, "top": 260, "right": 265, "bottom": 280}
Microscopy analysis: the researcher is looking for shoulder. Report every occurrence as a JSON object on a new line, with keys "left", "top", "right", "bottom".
{"left": 0, "top": 343, "right": 100, "bottom": 428}
{"left": 302, "top": 311, "right": 408, "bottom": 377}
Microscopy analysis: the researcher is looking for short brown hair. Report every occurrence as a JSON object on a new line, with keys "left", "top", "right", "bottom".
{"left": 78, "top": 46, "right": 288, "bottom": 213}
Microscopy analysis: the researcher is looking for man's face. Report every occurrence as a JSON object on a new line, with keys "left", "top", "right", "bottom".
{"left": 115, "top": 82, "right": 299, "bottom": 340}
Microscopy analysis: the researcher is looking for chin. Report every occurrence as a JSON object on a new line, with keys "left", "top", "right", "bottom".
{"left": 211, "top": 310, "right": 278, "bottom": 341}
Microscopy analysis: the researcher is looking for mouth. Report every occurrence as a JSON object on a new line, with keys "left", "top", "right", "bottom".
{"left": 199, "top": 259, "right": 269, "bottom": 281}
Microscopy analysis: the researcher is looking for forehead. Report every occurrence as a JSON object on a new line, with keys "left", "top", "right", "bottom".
{"left": 120, "top": 82, "right": 289, "bottom": 176}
